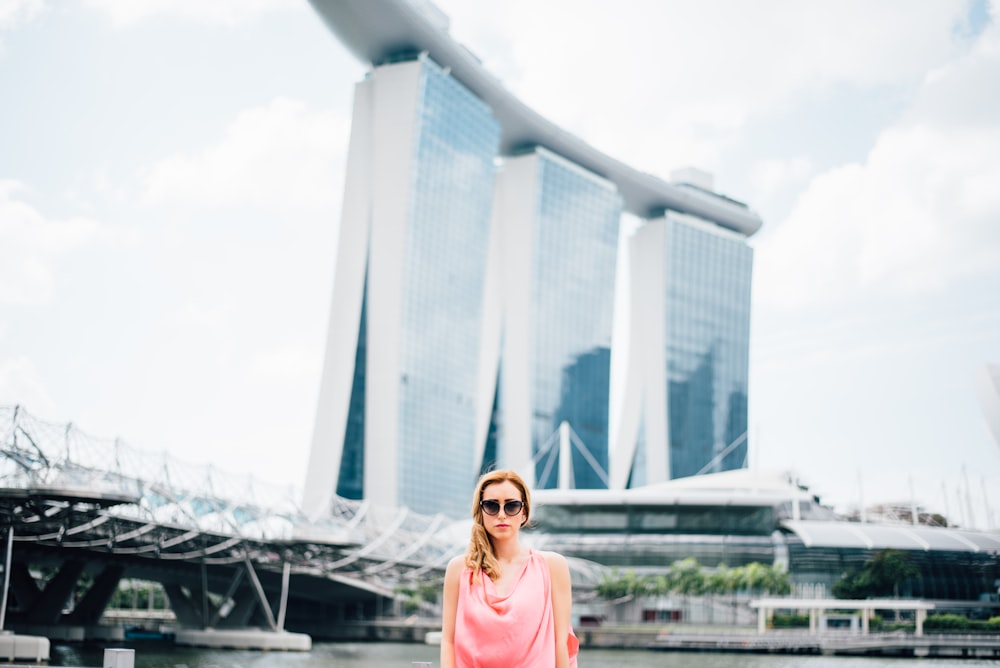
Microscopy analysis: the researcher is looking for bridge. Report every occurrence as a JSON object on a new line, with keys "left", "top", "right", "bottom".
{"left": 0, "top": 405, "right": 469, "bottom": 646}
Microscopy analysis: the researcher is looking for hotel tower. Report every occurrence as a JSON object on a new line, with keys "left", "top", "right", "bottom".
{"left": 303, "top": 0, "right": 763, "bottom": 518}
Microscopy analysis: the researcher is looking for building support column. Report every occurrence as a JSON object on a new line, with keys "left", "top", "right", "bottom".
{"left": 0, "top": 528, "right": 12, "bottom": 630}
{"left": 276, "top": 561, "right": 291, "bottom": 632}
{"left": 243, "top": 556, "right": 277, "bottom": 632}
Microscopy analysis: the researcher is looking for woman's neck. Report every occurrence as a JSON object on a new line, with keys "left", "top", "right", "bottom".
{"left": 491, "top": 536, "right": 525, "bottom": 564}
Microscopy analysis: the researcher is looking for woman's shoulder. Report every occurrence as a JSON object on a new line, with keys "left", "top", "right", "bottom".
{"left": 537, "top": 550, "right": 568, "bottom": 569}
{"left": 445, "top": 554, "right": 468, "bottom": 578}
{"left": 537, "top": 550, "right": 571, "bottom": 587}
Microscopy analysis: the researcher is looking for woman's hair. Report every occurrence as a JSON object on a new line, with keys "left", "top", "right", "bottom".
{"left": 465, "top": 469, "right": 531, "bottom": 581}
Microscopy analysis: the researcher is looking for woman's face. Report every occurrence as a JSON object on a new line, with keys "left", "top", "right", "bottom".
{"left": 480, "top": 479, "right": 525, "bottom": 540}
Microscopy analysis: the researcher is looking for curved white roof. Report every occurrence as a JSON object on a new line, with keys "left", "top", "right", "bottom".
{"left": 782, "top": 519, "right": 1000, "bottom": 553}
{"left": 308, "top": 0, "right": 764, "bottom": 236}
{"left": 532, "top": 468, "right": 819, "bottom": 507}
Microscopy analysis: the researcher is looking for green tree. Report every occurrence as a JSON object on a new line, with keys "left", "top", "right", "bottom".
{"left": 669, "top": 558, "right": 706, "bottom": 595}
{"left": 596, "top": 569, "right": 651, "bottom": 599}
{"left": 832, "top": 549, "right": 919, "bottom": 599}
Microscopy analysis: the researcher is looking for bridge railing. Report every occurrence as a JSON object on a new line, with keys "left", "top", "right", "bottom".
{"left": 0, "top": 406, "right": 461, "bottom": 583}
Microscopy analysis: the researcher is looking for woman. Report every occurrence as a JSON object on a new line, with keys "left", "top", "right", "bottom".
{"left": 440, "top": 469, "right": 578, "bottom": 668}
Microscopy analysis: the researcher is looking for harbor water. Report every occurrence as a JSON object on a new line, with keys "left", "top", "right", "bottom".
{"left": 49, "top": 641, "right": 1000, "bottom": 668}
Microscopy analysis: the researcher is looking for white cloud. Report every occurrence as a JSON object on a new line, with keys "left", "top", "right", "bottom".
{"left": 748, "top": 156, "right": 814, "bottom": 204}
{"left": 0, "top": 355, "right": 56, "bottom": 416}
{"left": 437, "top": 0, "right": 973, "bottom": 173}
{"left": 81, "top": 0, "right": 295, "bottom": 26}
{"left": 143, "top": 98, "right": 349, "bottom": 213}
{"left": 754, "top": 14, "right": 1000, "bottom": 308}
{"left": 250, "top": 345, "right": 317, "bottom": 383}
{"left": 0, "top": 0, "right": 43, "bottom": 29}
{"left": 0, "top": 0, "right": 43, "bottom": 51}
{"left": 0, "top": 180, "right": 103, "bottom": 305}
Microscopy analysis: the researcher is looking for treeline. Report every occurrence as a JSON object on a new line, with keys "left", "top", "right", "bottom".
{"left": 596, "top": 558, "right": 791, "bottom": 599}
{"left": 924, "top": 614, "right": 1000, "bottom": 632}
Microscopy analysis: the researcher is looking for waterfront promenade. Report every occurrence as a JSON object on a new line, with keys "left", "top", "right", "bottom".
{"left": 83, "top": 612, "right": 1000, "bottom": 658}
{"left": 577, "top": 623, "right": 1000, "bottom": 658}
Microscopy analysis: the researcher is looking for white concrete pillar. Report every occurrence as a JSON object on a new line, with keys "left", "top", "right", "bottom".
{"left": 558, "top": 421, "right": 572, "bottom": 489}
{"left": 916, "top": 608, "right": 926, "bottom": 637}
{"left": 104, "top": 648, "right": 135, "bottom": 668}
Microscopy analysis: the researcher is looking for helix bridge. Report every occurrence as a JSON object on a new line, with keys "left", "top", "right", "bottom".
{"left": 0, "top": 405, "right": 471, "bottom": 640}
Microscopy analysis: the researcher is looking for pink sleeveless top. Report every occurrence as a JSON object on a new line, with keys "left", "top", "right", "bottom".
{"left": 455, "top": 550, "right": 578, "bottom": 668}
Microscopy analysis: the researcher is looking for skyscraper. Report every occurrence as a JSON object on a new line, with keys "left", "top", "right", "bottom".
{"left": 302, "top": 55, "right": 501, "bottom": 518}
{"left": 611, "top": 204, "right": 753, "bottom": 489}
{"left": 475, "top": 149, "right": 621, "bottom": 491}
{"left": 305, "top": 0, "right": 764, "bottom": 518}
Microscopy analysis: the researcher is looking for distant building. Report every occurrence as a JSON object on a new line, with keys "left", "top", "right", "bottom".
{"left": 529, "top": 469, "right": 1000, "bottom": 602}
{"left": 303, "top": 0, "right": 763, "bottom": 518}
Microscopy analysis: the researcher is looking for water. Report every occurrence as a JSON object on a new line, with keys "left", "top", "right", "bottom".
{"left": 50, "top": 641, "right": 1000, "bottom": 668}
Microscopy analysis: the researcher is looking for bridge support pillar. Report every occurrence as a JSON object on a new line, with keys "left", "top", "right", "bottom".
{"left": 66, "top": 564, "right": 124, "bottom": 625}
{"left": 25, "top": 559, "right": 85, "bottom": 624}
{"left": 162, "top": 584, "right": 209, "bottom": 628}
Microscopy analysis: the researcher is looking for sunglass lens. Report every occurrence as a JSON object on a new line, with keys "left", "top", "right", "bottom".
{"left": 481, "top": 500, "right": 501, "bottom": 515}
{"left": 505, "top": 501, "right": 523, "bottom": 515}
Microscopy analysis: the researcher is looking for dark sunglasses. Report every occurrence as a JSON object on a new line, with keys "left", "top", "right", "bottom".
{"left": 480, "top": 499, "right": 524, "bottom": 516}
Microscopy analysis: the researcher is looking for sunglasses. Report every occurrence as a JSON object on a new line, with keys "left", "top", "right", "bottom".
{"left": 480, "top": 499, "right": 525, "bottom": 516}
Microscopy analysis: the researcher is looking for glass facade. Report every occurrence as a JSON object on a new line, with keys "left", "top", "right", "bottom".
{"left": 395, "top": 57, "right": 501, "bottom": 516}
{"left": 526, "top": 153, "right": 621, "bottom": 490}
{"left": 530, "top": 503, "right": 778, "bottom": 568}
{"left": 322, "top": 58, "right": 756, "bottom": 519}
{"left": 785, "top": 540, "right": 1000, "bottom": 599}
{"left": 663, "top": 216, "right": 753, "bottom": 479}
{"left": 337, "top": 275, "right": 368, "bottom": 500}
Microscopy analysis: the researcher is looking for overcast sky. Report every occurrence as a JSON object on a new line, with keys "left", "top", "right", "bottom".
{"left": 2, "top": 0, "right": 998, "bottom": 528}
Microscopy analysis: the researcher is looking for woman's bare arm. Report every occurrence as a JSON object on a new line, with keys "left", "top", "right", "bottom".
{"left": 545, "top": 551, "right": 573, "bottom": 668}
{"left": 439, "top": 555, "right": 464, "bottom": 668}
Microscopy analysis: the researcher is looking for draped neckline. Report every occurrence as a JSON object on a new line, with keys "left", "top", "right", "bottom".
{"left": 483, "top": 548, "right": 534, "bottom": 600}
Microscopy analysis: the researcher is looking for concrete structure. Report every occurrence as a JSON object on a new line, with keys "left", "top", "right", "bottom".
{"left": 303, "top": 0, "right": 763, "bottom": 519}
{"left": 174, "top": 628, "right": 311, "bottom": 651}
{"left": 0, "top": 632, "right": 49, "bottom": 663}
{"left": 750, "top": 598, "right": 935, "bottom": 637}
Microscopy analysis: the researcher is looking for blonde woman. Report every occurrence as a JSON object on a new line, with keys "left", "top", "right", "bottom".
{"left": 440, "top": 469, "right": 578, "bottom": 668}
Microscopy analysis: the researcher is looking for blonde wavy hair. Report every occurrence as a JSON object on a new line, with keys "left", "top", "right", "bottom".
{"left": 465, "top": 469, "right": 531, "bottom": 581}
